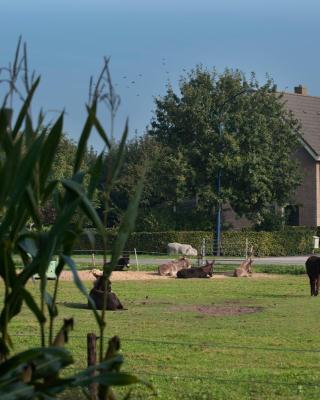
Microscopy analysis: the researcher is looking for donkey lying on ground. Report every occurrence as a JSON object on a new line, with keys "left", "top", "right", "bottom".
{"left": 177, "top": 261, "right": 214, "bottom": 279}
{"left": 158, "top": 257, "right": 191, "bottom": 277}
{"left": 305, "top": 256, "right": 320, "bottom": 296}
{"left": 105, "top": 256, "right": 130, "bottom": 271}
{"left": 88, "top": 270, "right": 124, "bottom": 310}
{"left": 233, "top": 258, "right": 253, "bottom": 277}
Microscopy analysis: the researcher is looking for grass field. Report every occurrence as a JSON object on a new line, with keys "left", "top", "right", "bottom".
{"left": 3, "top": 272, "right": 320, "bottom": 399}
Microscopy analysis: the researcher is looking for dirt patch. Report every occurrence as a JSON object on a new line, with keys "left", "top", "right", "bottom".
{"left": 171, "top": 305, "right": 263, "bottom": 316}
{"left": 59, "top": 270, "right": 170, "bottom": 281}
{"left": 58, "top": 270, "right": 280, "bottom": 281}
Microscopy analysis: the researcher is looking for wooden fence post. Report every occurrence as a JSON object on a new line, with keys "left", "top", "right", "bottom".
{"left": 87, "top": 333, "right": 98, "bottom": 399}
{"left": 134, "top": 248, "right": 139, "bottom": 271}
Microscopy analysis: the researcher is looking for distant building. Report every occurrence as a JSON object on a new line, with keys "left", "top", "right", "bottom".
{"left": 223, "top": 85, "right": 320, "bottom": 228}
{"left": 282, "top": 85, "right": 320, "bottom": 226}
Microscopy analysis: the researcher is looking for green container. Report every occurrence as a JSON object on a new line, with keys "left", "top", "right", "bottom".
{"left": 46, "top": 260, "right": 57, "bottom": 279}
{"left": 33, "top": 260, "right": 57, "bottom": 280}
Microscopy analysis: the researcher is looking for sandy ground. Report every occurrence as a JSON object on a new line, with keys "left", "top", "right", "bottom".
{"left": 59, "top": 270, "right": 279, "bottom": 281}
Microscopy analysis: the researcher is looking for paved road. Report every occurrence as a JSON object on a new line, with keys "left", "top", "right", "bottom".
{"left": 75, "top": 255, "right": 310, "bottom": 266}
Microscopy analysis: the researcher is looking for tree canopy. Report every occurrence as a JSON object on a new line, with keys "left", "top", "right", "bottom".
{"left": 148, "top": 67, "right": 302, "bottom": 225}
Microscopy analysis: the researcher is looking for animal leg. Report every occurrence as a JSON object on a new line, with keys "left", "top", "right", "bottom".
{"left": 309, "top": 276, "right": 314, "bottom": 296}
{"left": 315, "top": 277, "right": 319, "bottom": 296}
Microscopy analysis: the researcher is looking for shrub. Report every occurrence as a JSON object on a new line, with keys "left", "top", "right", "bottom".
{"left": 75, "top": 227, "right": 316, "bottom": 256}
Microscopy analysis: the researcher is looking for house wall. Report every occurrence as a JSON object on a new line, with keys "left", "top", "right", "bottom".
{"left": 294, "top": 147, "right": 318, "bottom": 226}
{"left": 223, "top": 146, "right": 319, "bottom": 229}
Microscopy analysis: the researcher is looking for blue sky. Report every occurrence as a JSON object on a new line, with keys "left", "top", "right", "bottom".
{"left": 1, "top": 0, "right": 320, "bottom": 149}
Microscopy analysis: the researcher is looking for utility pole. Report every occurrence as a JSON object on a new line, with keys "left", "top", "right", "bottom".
{"left": 214, "top": 88, "right": 255, "bottom": 256}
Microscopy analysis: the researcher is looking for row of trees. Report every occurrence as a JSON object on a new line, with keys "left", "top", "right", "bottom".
{"left": 107, "top": 67, "right": 302, "bottom": 231}
{"left": 44, "top": 67, "right": 302, "bottom": 231}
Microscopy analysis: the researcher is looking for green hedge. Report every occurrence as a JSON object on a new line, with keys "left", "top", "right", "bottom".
{"left": 75, "top": 227, "right": 317, "bottom": 257}
{"left": 222, "top": 228, "right": 316, "bottom": 256}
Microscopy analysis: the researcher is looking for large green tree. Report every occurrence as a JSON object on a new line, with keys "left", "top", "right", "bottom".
{"left": 148, "top": 66, "right": 302, "bottom": 224}
{"left": 106, "top": 136, "right": 191, "bottom": 230}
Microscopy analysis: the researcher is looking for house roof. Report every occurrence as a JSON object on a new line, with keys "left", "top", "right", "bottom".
{"left": 282, "top": 92, "right": 320, "bottom": 159}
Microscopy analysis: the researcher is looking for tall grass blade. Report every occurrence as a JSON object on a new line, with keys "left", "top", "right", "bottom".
{"left": 11, "top": 77, "right": 40, "bottom": 139}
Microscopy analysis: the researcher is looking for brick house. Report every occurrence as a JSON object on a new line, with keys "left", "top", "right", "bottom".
{"left": 223, "top": 85, "right": 320, "bottom": 228}
{"left": 282, "top": 85, "right": 320, "bottom": 226}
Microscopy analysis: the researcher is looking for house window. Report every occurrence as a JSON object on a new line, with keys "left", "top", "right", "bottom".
{"left": 285, "top": 205, "right": 300, "bottom": 226}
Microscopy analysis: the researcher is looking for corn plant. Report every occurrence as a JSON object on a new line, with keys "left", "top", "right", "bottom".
{"left": 0, "top": 41, "right": 151, "bottom": 399}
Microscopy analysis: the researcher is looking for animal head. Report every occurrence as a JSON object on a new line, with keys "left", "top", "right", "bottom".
{"left": 91, "top": 268, "right": 103, "bottom": 279}
{"left": 177, "top": 257, "right": 191, "bottom": 267}
{"left": 122, "top": 256, "right": 130, "bottom": 267}
{"left": 91, "top": 270, "right": 112, "bottom": 292}
{"left": 203, "top": 261, "right": 214, "bottom": 276}
{"left": 118, "top": 256, "right": 130, "bottom": 268}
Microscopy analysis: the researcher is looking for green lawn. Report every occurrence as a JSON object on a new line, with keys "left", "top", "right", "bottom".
{"left": 3, "top": 273, "right": 320, "bottom": 399}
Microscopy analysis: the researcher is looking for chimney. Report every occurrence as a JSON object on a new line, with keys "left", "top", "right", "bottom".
{"left": 294, "top": 85, "right": 308, "bottom": 95}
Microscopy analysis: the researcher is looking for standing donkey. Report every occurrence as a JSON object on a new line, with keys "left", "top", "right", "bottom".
{"left": 306, "top": 256, "right": 320, "bottom": 296}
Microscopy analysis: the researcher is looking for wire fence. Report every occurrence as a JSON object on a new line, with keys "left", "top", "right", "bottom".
{"left": 11, "top": 333, "right": 320, "bottom": 354}
{"left": 73, "top": 236, "right": 253, "bottom": 259}
{"left": 58, "top": 367, "right": 320, "bottom": 389}
{"left": 10, "top": 333, "right": 320, "bottom": 392}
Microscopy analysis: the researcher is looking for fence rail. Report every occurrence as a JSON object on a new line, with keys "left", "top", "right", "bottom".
{"left": 73, "top": 236, "right": 254, "bottom": 260}
{"left": 10, "top": 334, "right": 320, "bottom": 354}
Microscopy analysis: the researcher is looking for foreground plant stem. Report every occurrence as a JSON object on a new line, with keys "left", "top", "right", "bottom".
{"left": 49, "top": 276, "right": 60, "bottom": 346}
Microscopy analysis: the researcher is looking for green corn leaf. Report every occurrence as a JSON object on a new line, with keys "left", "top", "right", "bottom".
{"left": 63, "top": 356, "right": 153, "bottom": 391}
{"left": 72, "top": 371, "right": 144, "bottom": 388}
{"left": 0, "top": 134, "right": 22, "bottom": 208}
{"left": 11, "top": 77, "right": 40, "bottom": 139}
{"left": 0, "top": 347, "right": 73, "bottom": 382}
{"left": 0, "top": 108, "right": 14, "bottom": 154}
{"left": 21, "top": 288, "right": 46, "bottom": 324}
{"left": 47, "top": 200, "right": 80, "bottom": 248}
{"left": 86, "top": 104, "right": 111, "bottom": 149}
{"left": 24, "top": 112, "right": 35, "bottom": 147}
{"left": 44, "top": 291, "right": 58, "bottom": 318}
{"left": 0, "top": 293, "right": 23, "bottom": 338}
{"left": 42, "top": 180, "right": 58, "bottom": 203}
{"left": 109, "top": 172, "right": 145, "bottom": 271}
{"left": 17, "top": 234, "right": 38, "bottom": 258}
{"left": 0, "top": 134, "right": 44, "bottom": 236}
{"left": 108, "top": 120, "right": 129, "bottom": 188}
{"left": 0, "top": 382, "right": 35, "bottom": 400}
{"left": 54, "top": 257, "right": 65, "bottom": 278}
{"left": 61, "top": 179, "right": 105, "bottom": 237}
{"left": 25, "top": 186, "right": 41, "bottom": 227}
{"left": 83, "top": 229, "right": 95, "bottom": 250}
{"left": 62, "top": 255, "right": 103, "bottom": 326}
{"left": 39, "top": 114, "right": 64, "bottom": 191}
{"left": 87, "top": 153, "right": 104, "bottom": 199}
{"left": 73, "top": 102, "right": 96, "bottom": 174}
{"left": 0, "top": 246, "right": 17, "bottom": 288}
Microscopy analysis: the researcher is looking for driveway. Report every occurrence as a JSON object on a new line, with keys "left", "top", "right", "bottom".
{"left": 74, "top": 255, "right": 310, "bottom": 266}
